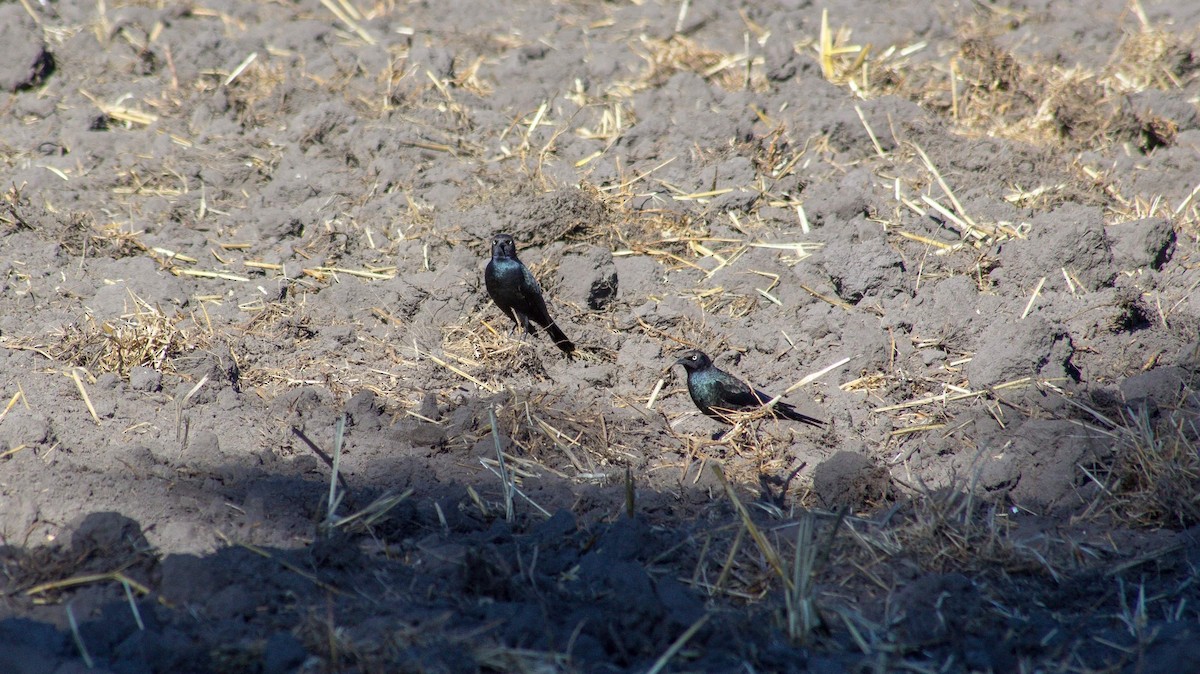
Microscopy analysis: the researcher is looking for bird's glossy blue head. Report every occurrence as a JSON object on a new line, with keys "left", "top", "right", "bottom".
{"left": 674, "top": 349, "right": 712, "bottom": 372}
{"left": 491, "top": 233, "right": 518, "bottom": 259}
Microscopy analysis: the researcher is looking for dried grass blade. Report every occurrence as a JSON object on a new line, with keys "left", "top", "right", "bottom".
{"left": 490, "top": 406, "right": 514, "bottom": 521}
{"left": 417, "top": 346, "right": 497, "bottom": 393}
{"left": 176, "top": 269, "right": 250, "bottom": 282}
{"left": 0, "top": 390, "right": 23, "bottom": 425}
{"left": 711, "top": 464, "right": 789, "bottom": 589}
{"left": 70, "top": 369, "right": 102, "bottom": 425}
{"left": 319, "top": 0, "right": 375, "bottom": 44}
{"left": 645, "top": 613, "right": 711, "bottom": 674}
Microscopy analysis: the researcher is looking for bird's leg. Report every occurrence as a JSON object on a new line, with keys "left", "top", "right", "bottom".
{"left": 511, "top": 312, "right": 535, "bottom": 351}
{"left": 498, "top": 309, "right": 519, "bottom": 339}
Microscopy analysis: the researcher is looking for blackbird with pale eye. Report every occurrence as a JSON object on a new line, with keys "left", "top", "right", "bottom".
{"left": 674, "top": 349, "right": 823, "bottom": 439}
{"left": 484, "top": 233, "right": 575, "bottom": 356}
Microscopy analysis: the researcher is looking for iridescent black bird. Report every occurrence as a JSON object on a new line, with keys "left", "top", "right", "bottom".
{"left": 674, "top": 349, "right": 823, "bottom": 439}
{"left": 485, "top": 233, "right": 575, "bottom": 356}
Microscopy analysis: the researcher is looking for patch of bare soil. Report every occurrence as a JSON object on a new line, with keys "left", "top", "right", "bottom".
{"left": 2, "top": 1, "right": 1199, "bottom": 672}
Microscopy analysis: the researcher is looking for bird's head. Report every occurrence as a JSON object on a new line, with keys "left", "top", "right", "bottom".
{"left": 674, "top": 349, "right": 712, "bottom": 372}
{"left": 491, "top": 233, "right": 518, "bottom": 259}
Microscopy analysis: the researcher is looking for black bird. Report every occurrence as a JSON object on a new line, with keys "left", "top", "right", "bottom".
{"left": 485, "top": 233, "right": 575, "bottom": 356}
{"left": 674, "top": 349, "right": 823, "bottom": 439}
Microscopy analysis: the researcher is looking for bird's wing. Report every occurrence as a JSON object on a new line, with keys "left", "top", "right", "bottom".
{"left": 750, "top": 387, "right": 779, "bottom": 406}
{"left": 516, "top": 265, "right": 555, "bottom": 325}
{"left": 483, "top": 259, "right": 495, "bottom": 282}
{"left": 519, "top": 264, "right": 545, "bottom": 294}
{"left": 712, "top": 375, "right": 761, "bottom": 411}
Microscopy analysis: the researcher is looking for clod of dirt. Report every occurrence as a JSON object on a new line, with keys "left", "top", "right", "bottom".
{"left": 1107, "top": 217, "right": 1176, "bottom": 271}
{"left": 308, "top": 531, "right": 363, "bottom": 570}
{"left": 892, "top": 572, "right": 981, "bottom": 642}
{"left": 1137, "top": 622, "right": 1200, "bottom": 673}
{"left": 611, "top": 255, "right": 664, "bottom": 307}
{"left": 616, "top": 337, "right": 663, "bottom": 374}
{"left": 965, "top": 316, "right": 1076, "bottom": 388}
{"left": 342, "top": 390, "right": 385, "bottom": 432}
{"left": 262, "top": 632, "right": 308, "bottom": 674}
{"left": 514, "top": 188, "right": 614, "bottom": 243}
{"left": 186, "top": 430, "right": 221, "bottom": 457}
{"left": 460, "top": 545, "right": 515, "bottom": 600}
{"left": 0, "top": 620, "right": 67, "bottom": 674}
{"left": 0, "top": 410, "right": 54, "bottom": 448}
{"left": 1119, "top": 366, "right": 1193, "bottom": 412}
{"left": 407, "top": 42, "right": 456, "bottom": 80}
{"left": 825, "top": 237, "right": 907, "bottom": 304}
{"left": 398, "top": 419, "right": 448, "bottom": 448}
{"left": 179, "top": 350, "right": 241, "bottom": 403}
{"left": 1102, "top": 285, "right": 1155, "bottom": 334}
{"left": 69, "top": 512, "right": 150, "bottom": 563}
{"left": 811, "top": 451, "right": 890, "bottom": 510}
{"left": 559, "top": 246, "right": 619, "bottom": 310}
{"left": 292, "top": 100, "right": 358, "bottom": 151}
{"left": 1128, "top": 89, "right": 1199, "bottom": 148}
{"left": 158, "top": 553, "right": 215, "bottom": 606}
{"left": 248, "top": 207, "right": 309, "bottom": 244}
{"left": 0, "top": 495, "right": 39, "bottom": 542}
{"left": 891, "top": 573, "right": 1000, "bottom": 669}
{"left": 0, "top": 7, "right": 54, "bottom": 92}
{"left": 909, "top": 275, "right": 997, "bottom": 338}
{"left": 128, "top": 366, "right": 162, "bottom": 392}
{"left": 630, "top": 295, "right": 702, "bottom": 330}
{"left": 271, "top": 385, "right": 336, "bottom": 428}
{"left": 417, "top": 391, "right": 440, "bottom": 420}
{"left": 802, "top": 168, "right": 875, "bottom": 226}
{"left": 765, "top": 39, "right": 801, "bottom": 82}
{"left": 1011, "top": 204, "right": 1115, "bottom": 290}
{"left": 975, "top": 420, "right": 1105, "bottom": 512}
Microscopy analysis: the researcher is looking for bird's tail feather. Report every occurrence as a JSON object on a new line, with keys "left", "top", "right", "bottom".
{"left": 776, "top": 403, "right": 824, "bottom": 427}
{"left": 543, "top": 320, "right": 575, "bottom": 355}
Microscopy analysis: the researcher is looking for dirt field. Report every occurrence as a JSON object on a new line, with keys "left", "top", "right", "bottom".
{"left": 2, "top": 0, "right": 1199, "bottom": 672}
